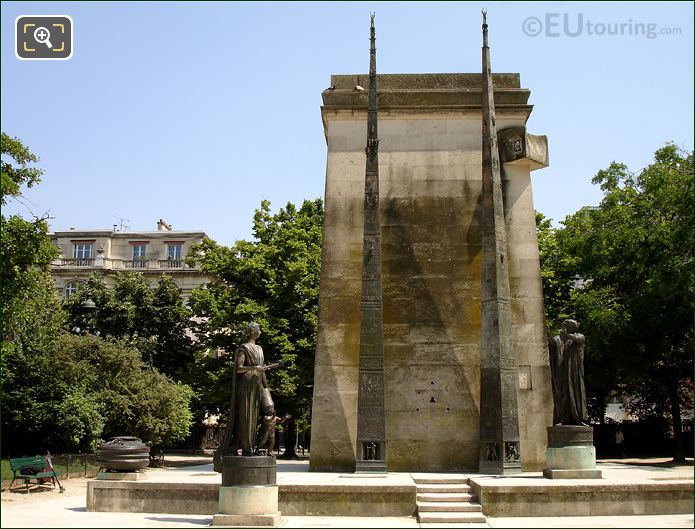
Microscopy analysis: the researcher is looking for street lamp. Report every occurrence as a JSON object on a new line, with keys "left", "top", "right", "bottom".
{"left": 81, "top": 299, "right": 97, "bottom": 310}
{"left": 73, "top": 298, "right": 98, "bottom": 335}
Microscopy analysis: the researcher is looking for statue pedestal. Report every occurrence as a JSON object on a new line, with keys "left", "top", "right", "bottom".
{"left": 212, "top": 456, "right": 280, "bottom": 526}
{"left": 96, "top": 471, "right": 147, "bottom": 481}
{"left": 543, "top": 426, "right": 602, "bottom": 479}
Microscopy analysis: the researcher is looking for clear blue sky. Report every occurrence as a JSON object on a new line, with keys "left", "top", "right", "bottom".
{"left": 2, "top": 1, "right": 693, "bottom": 246}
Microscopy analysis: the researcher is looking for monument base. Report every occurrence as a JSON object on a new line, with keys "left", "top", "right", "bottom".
{"left": 212, "top": 513, "right": 281, "bottom": 527}
{"left": 544, "top": 425, "right": 602, "bottom": 480}
{"left": 96, "top": 471, "right": 147, "bottom": 481}
{"left": 478, "top": 460, "right": 522, "bottom": 476}
{"left": 543, "top": 468, "right": 603, "bottom": 479}
{"left": 355, "top": 459, "right": 387, "bottom": 473}
{"left": 217, "top": 456, "right": 280, "bottom": 526}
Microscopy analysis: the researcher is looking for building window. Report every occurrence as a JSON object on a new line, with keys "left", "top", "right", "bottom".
{"left": 64, "top": 282, "right": 80, "bottom": 298}
{"left": 73, "top": 243, "right": 93, "bottom": 259}
{"left": 132, "top": 244, "right": 147, "bottom": 260}
{"left": 167, "top": 243, "right": 183, "bottom": 260}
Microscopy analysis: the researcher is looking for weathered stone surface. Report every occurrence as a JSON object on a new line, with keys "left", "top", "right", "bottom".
{"left": 86, "top": 480, "right": 219, "bottom": 514}
{"left": 95, "top": 471, "right": 147, "bottom": 481}
{"left": 543, "top": 468, "right": 602, "bottom": 479}
{"left": 310, "top": 73, "right": 552, "bottom": 472}
{"left": 212, "top": 513, "right": 280, "bottom": 527}
{"left": 218, "top": 485, "right": 278, "bottom": 515}
{"left": 278, "top": 482, "right": 416, "bottom": 517}
{"left": 471, "top": 478, "right": 693, "bottom": 517}
{"left": 87, "top": 477, "right": 693, "bottom": 518}
{"left": 546, "top": 447, "right": 597, "bottom": 471}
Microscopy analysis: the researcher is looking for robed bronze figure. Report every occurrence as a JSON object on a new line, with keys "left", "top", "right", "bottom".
{"left": 548, "top": 319, "right": 588, "bottom": 426}
{"left": 214, "top": 323, "right": 281, "bottom": 472}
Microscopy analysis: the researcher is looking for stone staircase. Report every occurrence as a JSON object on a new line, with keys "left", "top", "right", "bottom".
{"left": 414, "top": 475, "right": 486, "bottom": 524}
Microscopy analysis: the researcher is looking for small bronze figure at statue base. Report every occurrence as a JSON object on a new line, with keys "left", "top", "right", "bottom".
{"left": 544, "top": 320, "right": 602, "bottom": 479}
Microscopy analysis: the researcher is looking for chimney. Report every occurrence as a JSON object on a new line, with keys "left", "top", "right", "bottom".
{"left": 157, "top": 219, "right": 172, "bottom": 231}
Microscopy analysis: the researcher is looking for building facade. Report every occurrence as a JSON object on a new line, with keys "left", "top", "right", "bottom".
{"left": 50, "top": 220, "right": 209, "bottom": 298}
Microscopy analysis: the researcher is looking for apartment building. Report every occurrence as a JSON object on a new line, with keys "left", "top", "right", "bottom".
{"left": 50, "top": 219, "right": 209, "bottom": 298}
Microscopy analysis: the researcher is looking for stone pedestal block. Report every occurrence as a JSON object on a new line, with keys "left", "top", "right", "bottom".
{"left": 218, "top": 485, "right": 278, "bottom": 515}
{"left": 213, "top": 456, "right": 281, "bottom": 526}
{"left": 212, "top": 513, "right": 281, "bottom": 526}
{"left": 544, "top": 425, "right": 602, "bottom": 479}
{"left": 96, "top": 471, "right": 147, "bottom": 481}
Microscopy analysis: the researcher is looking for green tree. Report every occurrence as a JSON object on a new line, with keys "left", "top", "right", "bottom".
{"left": 65, "top": 272, "right": 196, "bottom": 380}
{"left": 1, "top": 132, "right": 43, "bottom": 205}
{"left": 542, "top": 144, "right": 693, "bottom": 461}
{"left": 187, "top": 199, "right": 323, "bottom": 457}
{"left": 1, "top": 133, "right": 194, "bottom": 455}
{"left": 9, "top": 334, "right": 193, "bottom": 453}
{"left": 1, "top": 133, "right": 67, "bottom": 456}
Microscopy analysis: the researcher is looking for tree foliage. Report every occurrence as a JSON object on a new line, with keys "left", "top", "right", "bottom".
{"left": 1, "top": 133, "right": 194, "bottom": 456}
{"left": 5, "top": 334, "right": 193, "bottom": 453}
{"left": 538, "top": 144, "right": 693, "bottom": 458}
{"left": 65, "top": 272, "right": 196, "bottom": 379}
{"left": 186, "top": 199, "right": 323, "bottom": 453}
{"left": 1, "top": 132, "right": 43, "bottom": 205}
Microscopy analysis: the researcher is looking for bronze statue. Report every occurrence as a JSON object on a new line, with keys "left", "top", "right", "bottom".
{"left": 214, "top": 323, "right": 282, "bottom": 471}
{"left": 256, "top": 408, "right": 290, "bottom": 455}
{"left": 548, "top": 319, "right": 588, "bottom": 425}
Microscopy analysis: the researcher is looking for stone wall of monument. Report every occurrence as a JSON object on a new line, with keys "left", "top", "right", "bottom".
{"left": 310, "top": 74, "right": 552, "bottom": 472}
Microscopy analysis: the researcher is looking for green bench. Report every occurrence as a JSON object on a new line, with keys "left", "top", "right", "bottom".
{"left": 9, "top": 456, "right": 64, "bottom": 493}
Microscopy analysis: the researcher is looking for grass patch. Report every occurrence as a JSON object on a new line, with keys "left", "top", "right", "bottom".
{"left": 1, "top": 460, "right": 13, "bottom": 480}
{"left": 1, "top": 458, "right": 99, "bottom": 480}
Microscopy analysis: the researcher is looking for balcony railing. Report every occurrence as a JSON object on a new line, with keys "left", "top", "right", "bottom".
{"left": 62, "top": 258, "right": 95, "bottom": 267}
{"left": 159, "top": 259, "right": 185, "bottom": 269}
{"left": 124, "top": 259, "right": 149, "bottom": 269}
{"left": 54, "top": 257, "right": 195, "bottom": 271}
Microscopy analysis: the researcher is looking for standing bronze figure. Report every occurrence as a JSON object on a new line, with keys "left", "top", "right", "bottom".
{"left": 214, "top": 322, "right": 281, "bottom": 472}
{"left": 548, "top": 319, "right": 588, "bottom": 425}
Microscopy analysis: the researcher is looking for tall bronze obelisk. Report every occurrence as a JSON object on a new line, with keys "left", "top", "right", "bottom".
{"left": 478, "top": 10, "right": 522, "bottom": 475}
{"left": 355, "top": 13, "right": 386, "bottom": 474}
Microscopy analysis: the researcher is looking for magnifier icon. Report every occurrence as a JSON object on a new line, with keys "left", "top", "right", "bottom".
{"left": 34, "top": 26, "right": 53, "bottom": 49}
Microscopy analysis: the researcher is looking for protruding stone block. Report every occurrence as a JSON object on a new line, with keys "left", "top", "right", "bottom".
{"left": 498, "top": 126, "right": 549, "bottom": 171}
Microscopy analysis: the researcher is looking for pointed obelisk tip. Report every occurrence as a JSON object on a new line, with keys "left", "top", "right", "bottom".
{"left": 370, "top": 12, "right": 375, "bottom": 27}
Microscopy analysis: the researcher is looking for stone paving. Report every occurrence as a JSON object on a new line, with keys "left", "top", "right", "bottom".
{"left": 1, "top": 457, "right": 692, "bottom": 528}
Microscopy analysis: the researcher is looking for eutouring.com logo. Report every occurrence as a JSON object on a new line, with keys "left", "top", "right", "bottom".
{"left": 522, "top": 13, "right": 682, "bottom": 40}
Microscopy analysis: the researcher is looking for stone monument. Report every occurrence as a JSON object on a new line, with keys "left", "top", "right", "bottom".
{"left": 310, "top": 17, "right": 552, "bottom": 472}
{"left": 213, "top": 322, "right": 283, "bottom": 526}
{"left": 544, "top": 319, "right": 602, "bottom": 479}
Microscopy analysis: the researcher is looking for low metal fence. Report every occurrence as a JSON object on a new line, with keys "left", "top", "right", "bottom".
{"left": 1, "top": 453, "right": 99, "bottom": 489}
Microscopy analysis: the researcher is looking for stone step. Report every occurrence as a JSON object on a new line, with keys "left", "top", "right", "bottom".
{"left": 416, "top": 483, "right": 472, "bottom": 493}
{"left": 417, "top": 492, "right": 476, "bottom": 502}
{"left": 412, "top": 475, "right": 470, "bottom": 485}
{"left": 417, "top": 501, "right": 483, "bottom": 512}
{"left": 417, "top": 512, "right": 487, "bottom": 524}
